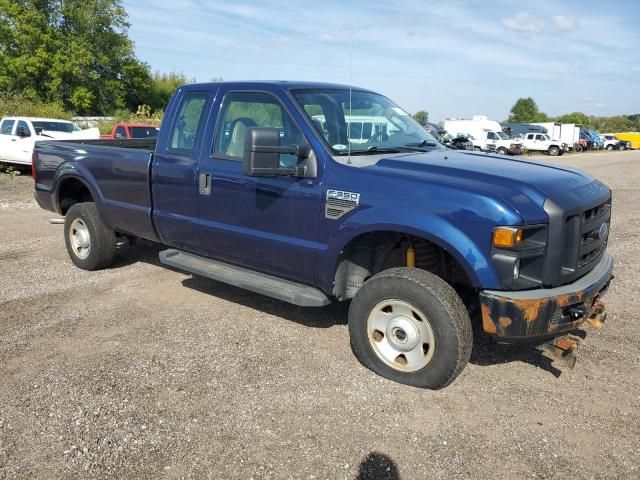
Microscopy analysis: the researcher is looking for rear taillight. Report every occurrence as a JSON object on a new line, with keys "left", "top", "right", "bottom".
{"left": 31, "top": 151, "right": 36, "bottom": 180}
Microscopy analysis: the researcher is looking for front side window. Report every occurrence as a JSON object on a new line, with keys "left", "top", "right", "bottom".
{"left": 487, "top": 132, "right": 497, "bottom": 140}
{"left": 16, "top": 120, "right": 31, "bottom": 137}
{"left": 292, "top": 88, "right": 442, "bottom": 156}
{"left": 214, "top": 91, "right": 303, "bottom": 164}
{"left": 169, "top": 92, "right": 209, "bottom": 151}
{"left": 0, "top": 119, "right": 15, "bottom": 135}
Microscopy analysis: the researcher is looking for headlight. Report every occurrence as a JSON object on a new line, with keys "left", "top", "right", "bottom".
{"left": 492, "top": 227, "right": 523, "bottom": 248}
{"left": 491, "top": 224, "right": 548, "bottom": 289}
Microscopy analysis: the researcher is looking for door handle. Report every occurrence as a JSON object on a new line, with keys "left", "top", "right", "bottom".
{"left": 199, "top": 173, "right": 211, "bottom": 195}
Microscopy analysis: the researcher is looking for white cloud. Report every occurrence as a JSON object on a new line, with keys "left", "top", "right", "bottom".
{"left": 502, "top": 12, "right": 544, "bottom": 33}
{"left": 551, "top": 15, "right": 576, "bottom": 30}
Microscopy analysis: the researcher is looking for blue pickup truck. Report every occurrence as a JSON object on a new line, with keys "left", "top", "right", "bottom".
{"left": 33, "top": 81, "right": 613, "bottom": 389}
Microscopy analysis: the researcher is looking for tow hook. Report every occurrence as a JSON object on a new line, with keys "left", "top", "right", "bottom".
{"left": 538, "top": 334, "right": 581, "bottom": 369}
{"left": 587, "top": 300, "right": 607, "bottom": 330}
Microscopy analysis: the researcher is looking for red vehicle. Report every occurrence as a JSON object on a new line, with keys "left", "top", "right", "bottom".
{"left": 100, "top": 123, "right": 159, "bottom": 140}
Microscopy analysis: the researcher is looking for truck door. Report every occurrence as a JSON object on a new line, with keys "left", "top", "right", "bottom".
{"left": 0, "top": 119, "right": 18, "bottom": 162}
{"left": 13, "top": 120, "right": 35, "bottom": 164}
{"left": 196, "top": 89, "right": 323, "bottom": 283}
{"left": 151, "top": 89, "right": 213, "bottom": 251}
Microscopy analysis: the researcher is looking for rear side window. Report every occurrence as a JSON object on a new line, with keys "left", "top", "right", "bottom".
{"left": 169, "top": 92, "right": 209, "bottom": 152}
{"left": 526, "top": 134, "right": 534, "bottom": 140}
{"left": 115, "top": 126, "right": 126, "bottom": 138}
{"left": 0, "top": 119, "right": 15, "bottom": 135}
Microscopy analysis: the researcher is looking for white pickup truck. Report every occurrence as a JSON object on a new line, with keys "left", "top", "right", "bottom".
{"left": 520, "top": 132, "right": 566, "bottom": 156}
{"left": 0, "top": 117, "right": 100, "bottom": 166}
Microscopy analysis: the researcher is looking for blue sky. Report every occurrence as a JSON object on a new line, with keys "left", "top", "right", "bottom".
{"left": 123, "top": 0, "right": 640, "bottom": 122}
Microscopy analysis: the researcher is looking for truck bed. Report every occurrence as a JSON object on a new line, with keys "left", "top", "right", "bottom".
{"left": 33, "top": 139, "right": 158, "bottom": 241}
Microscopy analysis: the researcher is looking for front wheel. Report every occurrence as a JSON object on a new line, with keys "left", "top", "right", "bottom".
{"left": 348, "top": 268, "right": 472, "bottom": 389}
{"left": 496, "top": 147, "right": 508, "bottom": 155}
{"left": 548, "top": 146, "right": 560, "bottom": 156}
{"left": 64, "top": 202, "right": 117, "bottom": 270}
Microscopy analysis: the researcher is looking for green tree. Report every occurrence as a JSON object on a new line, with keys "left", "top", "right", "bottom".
{"left": 554, "top": 112, "right": 592, "bottom": 127}
{"left": 412, "top": 110, "right": 429, "bottom": 125}
{"left": 0, "top": 0, "right": 151, "bottom": 114}
{"left": 139, "top": 71, "right": 192, "bottom": 112}
{"left": 508, "top": 98, "right": 548, "bottom": 123}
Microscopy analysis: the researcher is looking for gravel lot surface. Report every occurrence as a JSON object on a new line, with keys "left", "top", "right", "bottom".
{"left": 1, "top": 151, "right": 639, "bottom": 479}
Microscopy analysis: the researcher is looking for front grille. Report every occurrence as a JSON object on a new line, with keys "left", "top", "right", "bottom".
{"left": 560, "top": 198, "right": 610, "bottom": 283}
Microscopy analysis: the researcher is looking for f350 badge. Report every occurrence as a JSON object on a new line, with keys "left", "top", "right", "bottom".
{"left": 325, "top": 189, "right": 360, "bottom": 220}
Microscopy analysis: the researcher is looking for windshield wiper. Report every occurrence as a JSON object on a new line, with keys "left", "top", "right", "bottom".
{"left": 405, "top": 140, "right": 438, "bottom": 148}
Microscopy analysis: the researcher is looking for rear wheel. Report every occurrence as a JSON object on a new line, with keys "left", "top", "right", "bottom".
{"left": 548, "top": 146, "right": 560, "bottom": 156}
{"left": 606, "top": 144, "right": 614, "bottom": 151}
{"left": 64, "top": 202, "right": 117, "bottom": 270}
{"left": 348, "top": 268, "right": 472, "bottom": 389}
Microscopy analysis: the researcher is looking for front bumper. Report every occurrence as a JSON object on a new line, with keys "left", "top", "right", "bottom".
{"left": 480, "top": 253, "right": 613, "bottom": 341}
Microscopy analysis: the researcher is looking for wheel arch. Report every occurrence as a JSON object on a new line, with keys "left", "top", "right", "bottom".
{"left": 326, "top": 222, "right": 497, "bottom": 300}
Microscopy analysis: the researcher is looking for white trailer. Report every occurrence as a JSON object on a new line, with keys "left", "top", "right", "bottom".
{"left": 532, "top": 122, "right": 562, "bottom": 142}
{"left": 559, "top": 124, "right": 580, "bottom": 150}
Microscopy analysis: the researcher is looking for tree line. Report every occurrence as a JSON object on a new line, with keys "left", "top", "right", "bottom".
{"left": 508, "top": 97, "right": 639, "bottom": 132}
{"left": 0, "top": 0, "right": 190, "bottom": 116}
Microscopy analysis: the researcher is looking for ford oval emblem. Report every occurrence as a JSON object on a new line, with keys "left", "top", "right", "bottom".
{"left": 598, "top": 223, "right": 609, "bottom": 240}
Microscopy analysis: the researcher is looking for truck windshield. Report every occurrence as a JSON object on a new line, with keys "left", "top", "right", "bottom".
{"left": 130, "top": 126, "right": 159, "bottom": 139}
{"left": 292, "top": 89, "right": 443, "bottom": 155}
{"left": 497, "top": 131, "right": 510, "bottom": 140}
{"left": 32, "top": 121, "right": 80, "bottom": 134}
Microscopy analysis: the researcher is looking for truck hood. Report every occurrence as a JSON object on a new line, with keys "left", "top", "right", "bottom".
{"left": 366, "top": 150, "right": 595, "bottom": 222}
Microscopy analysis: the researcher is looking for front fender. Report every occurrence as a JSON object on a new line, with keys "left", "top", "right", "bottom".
{"left": 318, "top": 206, "right": 509, "bottom": 292}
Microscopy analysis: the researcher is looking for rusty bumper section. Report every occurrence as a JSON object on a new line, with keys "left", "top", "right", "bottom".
{"left": 480, "top": 253, "right": 613, "bottom": 341}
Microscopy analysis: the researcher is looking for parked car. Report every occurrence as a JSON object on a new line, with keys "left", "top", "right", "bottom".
{"left": 608, "top": 132, "right": 640, "bottom": 149}
{"left": 101, "top": 123, "right": 159, "bottom": 140}
{"left": 520, "top": 132, "right": 566, "bottom": 156}
{"left": 599, "top": 134, "right": 626, "bottom": 151}
{"left": 33, "top": 81, "right": 613, "bottom": 389}
{"left": 444, "top": 116, "right": 522, "bottom": 154}
{"left": 0, "top": 117, "right": 99, "bottom": 165}
{"left": 423, "top": 123, "right": 473, "bottom": 150}
{"left": 601, "top": 133, "right": 631, "bottom": 150}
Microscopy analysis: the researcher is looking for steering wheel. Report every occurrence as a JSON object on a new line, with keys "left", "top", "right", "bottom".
{"left": 365, "top": 131, "right": 389, "bottom": 145}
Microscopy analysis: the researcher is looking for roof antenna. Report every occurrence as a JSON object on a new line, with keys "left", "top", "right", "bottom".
{"left": 347, "top": 31, "right": 353, "bottom": 165}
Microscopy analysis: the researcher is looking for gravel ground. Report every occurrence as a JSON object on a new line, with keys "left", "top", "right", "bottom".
{"left": 1, "top": 151, "right": 639, "bottom": 479}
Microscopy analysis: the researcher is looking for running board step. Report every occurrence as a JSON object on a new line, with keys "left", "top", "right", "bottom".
{"left": 159, "top": 249, "right": 331, "bottom": 307}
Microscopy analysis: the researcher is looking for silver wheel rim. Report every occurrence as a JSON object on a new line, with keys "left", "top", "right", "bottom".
{"left": 367, "top": 299, "right": 436, "bottom": 372}
{"left": 69, "top": 218, "right": 91, "bottom": 260}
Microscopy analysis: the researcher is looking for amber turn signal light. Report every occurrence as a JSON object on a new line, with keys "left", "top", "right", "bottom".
{"left": 493, "top": 227, "right": 523, "bottom": 248}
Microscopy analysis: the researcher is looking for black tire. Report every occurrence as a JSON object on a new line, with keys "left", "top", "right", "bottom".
{"left": 348, "top": 268, "right": 472, "bottom": 389}
{"left": 548, "top": 146, "right": 560, "bottom": 156}
{"left": 497, "top": 147, "right": 508, "bottom": 155}
{"left": 64, "top": 202, "right": 117, "bottom": 270}
{"left": 606, "top": 145, "right": 614, "bottom": 151}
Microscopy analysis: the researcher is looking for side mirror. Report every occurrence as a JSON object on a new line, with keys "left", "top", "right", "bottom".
{"left": 243, "top": 127, "right": 314, "bottom": 178}
{"left": 16, "top": 126, "right": 29, "bottom": 138}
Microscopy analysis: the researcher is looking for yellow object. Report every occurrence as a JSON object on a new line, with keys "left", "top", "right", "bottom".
{"left": 406, "top": 244, "right": 416, "bottom": 268}
{"left": 493, "top": 227, "right": 523, "bottom": 248}
{"left": 612, "top": 132, "right": 640, "bottom": 149}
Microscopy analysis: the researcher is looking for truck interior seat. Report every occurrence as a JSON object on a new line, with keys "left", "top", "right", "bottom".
{"left": 226, "top": 117, "right": 257, "bottom": 157}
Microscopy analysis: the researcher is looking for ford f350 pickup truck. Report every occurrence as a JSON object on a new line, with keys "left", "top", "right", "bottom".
{"left": 33, "top": 81, "right": 614, "bottom": 389}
